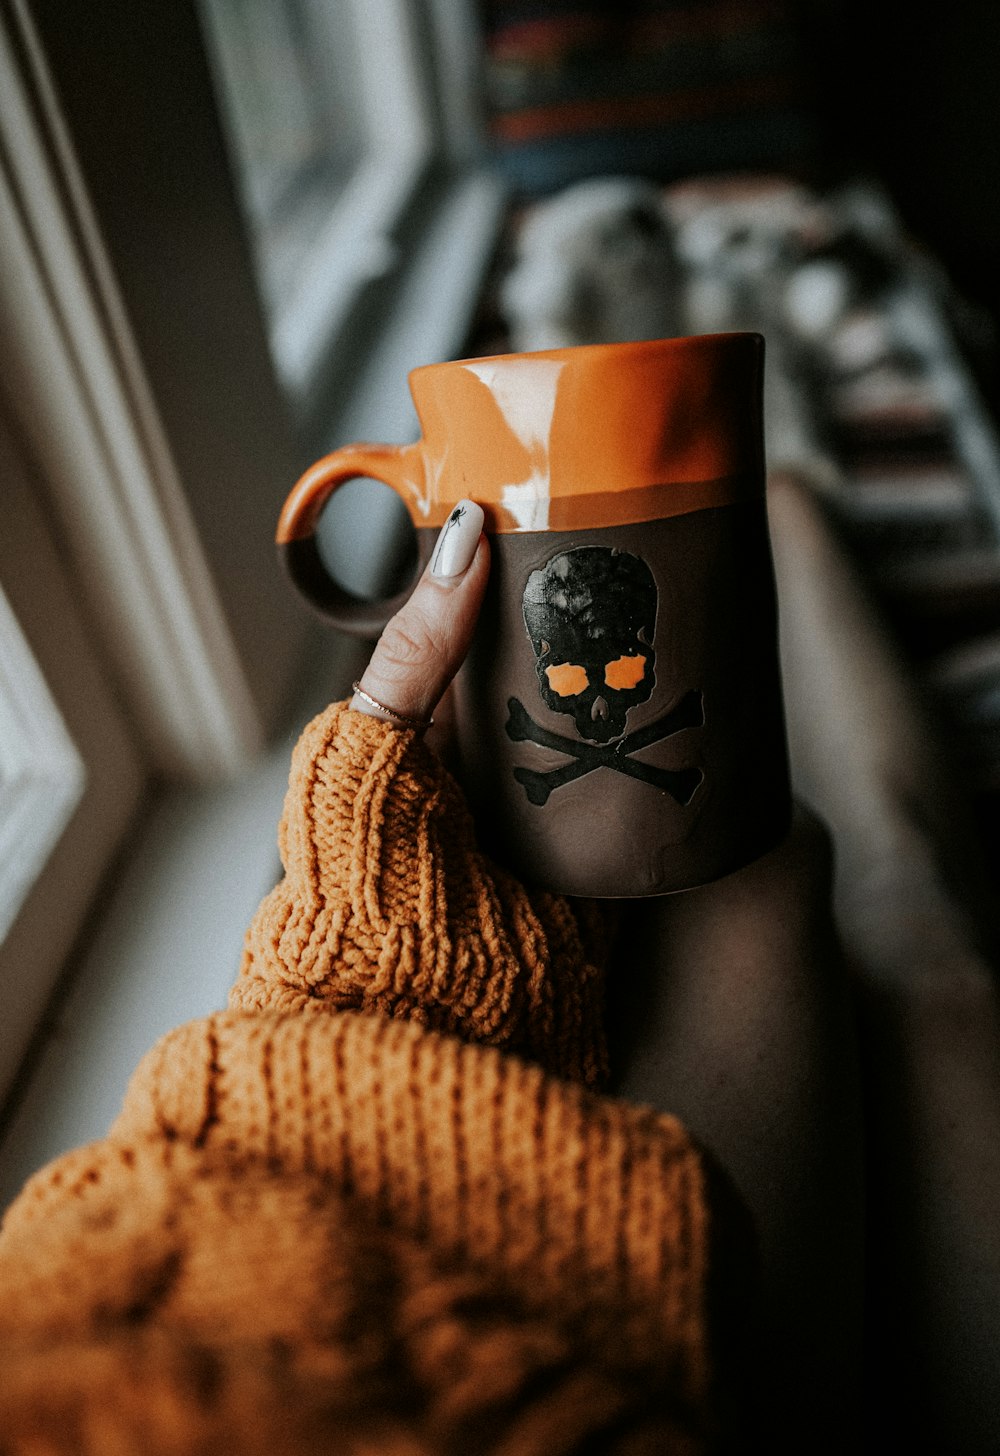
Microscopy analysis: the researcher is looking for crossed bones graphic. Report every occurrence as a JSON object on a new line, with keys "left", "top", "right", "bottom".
{"left": 505, "top": 690, "right": 705, "bottom": 807}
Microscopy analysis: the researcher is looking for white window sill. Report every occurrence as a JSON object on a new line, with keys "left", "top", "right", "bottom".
{"left": 0, "top": 168, "right": 506, "bottom": 1209}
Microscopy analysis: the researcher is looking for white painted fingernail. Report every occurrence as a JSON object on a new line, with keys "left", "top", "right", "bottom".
{"left": 430, "top": 499, "right": 484, "bottom": 580}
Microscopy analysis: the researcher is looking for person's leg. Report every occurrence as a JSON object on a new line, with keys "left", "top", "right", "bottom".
{"left": 770, "top": 470, "right": 1000, "bottom": 1452}
{"left": 606, "top": 807, "right": 864, "bottom": 1451}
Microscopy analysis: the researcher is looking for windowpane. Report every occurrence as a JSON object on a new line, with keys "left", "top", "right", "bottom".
{"left": 0, "top": 414, "right": 145, "bottom": 1104}
{"left": 0, "top": 587, "right": 85, "bottom": 946}
{"left": 199, "top": 0, "right": 364, "bottom": 313}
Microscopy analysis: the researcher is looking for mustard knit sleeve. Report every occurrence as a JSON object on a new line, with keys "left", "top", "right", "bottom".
{"left": 0, "top": 702, "right": 730, "bottom": 1455}
{"left": 231, "top": 702, "right": 611, "bottom": 1089}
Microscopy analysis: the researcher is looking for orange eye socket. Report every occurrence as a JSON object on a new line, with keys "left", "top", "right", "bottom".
{"left": 545, "top": 662, "right": 589, "bottom": 697}
{"left": 604, "top": 654, "right": 647, "bottom": 691}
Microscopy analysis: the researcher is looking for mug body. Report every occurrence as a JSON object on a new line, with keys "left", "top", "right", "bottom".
{"left": 450, "top": 507, "right": 789, "bottom": 897}
{"left": 406, "top": 333, "right": 790, "bottom": 897}
{"left": 278, "top": 332, "right": 791, "bottom": 897}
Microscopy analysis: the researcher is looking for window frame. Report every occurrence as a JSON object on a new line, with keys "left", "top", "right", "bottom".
{"left": 201, "top": 0, "right": 447, "bottom": 405}
{"left": 0, "top": 414, "right": 145, "bottom": 1107}
{"left": 0, "top": 0, "right": 505, "bottom": 1162}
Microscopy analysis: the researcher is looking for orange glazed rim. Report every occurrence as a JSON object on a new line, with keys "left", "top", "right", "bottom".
{"left": 406, "top": 328, "right": 762, "bottom": 379}
{"left": 277, "top": 331, "right": 766, "bottom": 541}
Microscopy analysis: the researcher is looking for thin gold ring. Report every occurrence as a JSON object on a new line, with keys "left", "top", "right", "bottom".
{"left": 351, "top": 682, "right": 433, "bottom": 730}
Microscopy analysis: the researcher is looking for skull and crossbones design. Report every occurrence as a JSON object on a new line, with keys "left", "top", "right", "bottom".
{"left": 504, "top": 546, "right": 704, "bottom": 807}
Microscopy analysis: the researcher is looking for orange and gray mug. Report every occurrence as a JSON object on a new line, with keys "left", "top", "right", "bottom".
{"left": 277, "top": 333, "right": 791, "bottom": 897}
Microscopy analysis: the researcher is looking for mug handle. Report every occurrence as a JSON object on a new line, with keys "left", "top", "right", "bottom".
{"left": 276, "top": 441, "right": 431, "bottom": 636}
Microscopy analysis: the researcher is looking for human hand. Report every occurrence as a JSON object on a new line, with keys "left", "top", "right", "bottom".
{"left": 246, "top": 493, "right": 607, "bottom": 1085}
{"left": 350, "top": 500, "right": 489, "bottom": 741}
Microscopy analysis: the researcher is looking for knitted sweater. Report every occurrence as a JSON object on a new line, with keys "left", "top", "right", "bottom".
{"left": 0, "top": 704, "right": 737, "bottom": 1455}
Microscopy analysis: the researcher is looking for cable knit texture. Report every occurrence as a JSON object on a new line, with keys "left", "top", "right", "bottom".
{"left": 0, "top": 704, "right": 725, "bottom": 1454}
{"left": 233, "top": 704, "right": 612, "bottom": 1088}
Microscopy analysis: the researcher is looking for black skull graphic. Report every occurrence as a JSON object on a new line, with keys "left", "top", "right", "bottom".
{"left": 522, "top": 546, "right": 657, "bottom": 744}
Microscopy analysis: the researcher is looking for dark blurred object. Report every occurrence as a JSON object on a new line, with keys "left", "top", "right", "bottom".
{"left": 499, "top": 174, "right": 682, "bottom": 349}
{"left": 479, "top": 0, "right": 821, "bottom": 196}
{"left": 801, "top": 0, "right": 1000, "bottom": 422}
{"left": 668, "top": 176, "right": 1000, "bottom": 814}
{"left": 478, "top": 0, "right": 1000, "bottom": 427}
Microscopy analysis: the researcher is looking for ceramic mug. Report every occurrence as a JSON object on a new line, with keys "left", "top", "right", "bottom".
{"left": 277, "top": 332, "right": 791, "bottom": 897}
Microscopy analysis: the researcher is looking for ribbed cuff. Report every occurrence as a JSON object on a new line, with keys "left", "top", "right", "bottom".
{"left": 231, "top": 701, "right": 609, "bottom": 1088}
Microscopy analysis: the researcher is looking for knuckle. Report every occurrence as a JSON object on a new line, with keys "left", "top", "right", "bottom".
{"left": 376, "top": 608, "right": 440, "bottom": 678}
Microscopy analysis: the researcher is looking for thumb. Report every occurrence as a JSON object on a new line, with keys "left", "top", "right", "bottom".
{"left": 351, "top": 500, "right": 489, "bottom": 728}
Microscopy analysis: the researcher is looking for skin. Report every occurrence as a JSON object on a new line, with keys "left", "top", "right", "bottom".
{"left": 605, "top": 808, "right": 864, "bottom": 1452}
{"left": 769, "top": 470, "right": 1000, "bottom": 1451}
{"left": 351, "top": 529, "right": 491, "bottom": 728}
